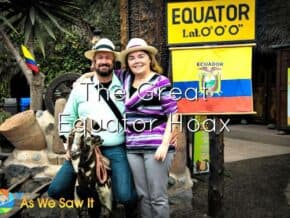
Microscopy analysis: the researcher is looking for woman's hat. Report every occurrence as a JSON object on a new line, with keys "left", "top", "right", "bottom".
{"left": 84, "top": 38, "right": 119, "bottom": 60}
{"left": 119, "top": 38, "right": 158, "bottom": 64}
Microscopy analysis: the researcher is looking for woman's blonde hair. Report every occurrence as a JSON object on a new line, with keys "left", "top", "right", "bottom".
{"left": 124, "top": 50, "right": 163, "bottom": 74}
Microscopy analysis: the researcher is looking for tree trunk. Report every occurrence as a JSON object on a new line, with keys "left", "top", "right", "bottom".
{"left": 1, "top": 30, "right": 44, "bottom": 111}
{"left": 122, "top": 0, "right": 169, "bottom": 72}
{"left": 0, "top": 30, "right": 32, "bottom": 85}
{"left": 30, "top": 73, "right": 45, "bottom": 111}
{"left": 208, "top": 117, "right": 224, "bottom": 217}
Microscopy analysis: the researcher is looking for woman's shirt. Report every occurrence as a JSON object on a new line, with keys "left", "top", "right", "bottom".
{"left": 119, "top": 71, "right": 178, "bottom": 152}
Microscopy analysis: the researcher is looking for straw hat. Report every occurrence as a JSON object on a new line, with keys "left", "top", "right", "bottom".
{"left": 119, "top": 38, "right": 158, "bottom": 64}
{"left": 84, "top": 38, "right": 119, "bottom": 60}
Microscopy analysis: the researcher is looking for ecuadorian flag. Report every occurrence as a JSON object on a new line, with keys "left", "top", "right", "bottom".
{"left": 172, "top": 45, "right": 254, "bottom": 114}
{"left": 21, "top": 45, "right": 39, "bottom": 73}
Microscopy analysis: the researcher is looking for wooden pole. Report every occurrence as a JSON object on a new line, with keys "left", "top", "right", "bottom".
{"left": 208, "top": 117, "right": 225, "bottom": 217}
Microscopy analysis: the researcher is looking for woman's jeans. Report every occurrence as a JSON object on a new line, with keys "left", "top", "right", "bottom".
{"left": 48, "top": 145, "right": 137, "bottom": 204}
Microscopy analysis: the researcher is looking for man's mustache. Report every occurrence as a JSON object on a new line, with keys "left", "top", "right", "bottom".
{"left": 99, "top": 64, "right": 110, "bottom": 68}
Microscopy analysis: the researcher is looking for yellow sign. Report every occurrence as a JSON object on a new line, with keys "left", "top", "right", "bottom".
{"left": 167, "top": 0, "right": 255, "bottom": 45}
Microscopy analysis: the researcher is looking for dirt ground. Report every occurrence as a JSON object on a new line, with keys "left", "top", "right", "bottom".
{"left": 170, "top": 153, "right": 290, "bottom": 218}
{"left": 1, "top": 153, "right": 290, "bottom": 217}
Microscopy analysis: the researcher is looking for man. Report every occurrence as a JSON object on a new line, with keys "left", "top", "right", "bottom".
{"left": 48, "top": 38, "right": 137, "bottom": 217}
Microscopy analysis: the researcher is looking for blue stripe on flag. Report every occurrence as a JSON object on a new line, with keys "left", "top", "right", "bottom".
{"left": 173, "top": 79, "right": 252, "bottom": 98}
{"left": 25, "top": 58, "right": 36, "bottom": 65}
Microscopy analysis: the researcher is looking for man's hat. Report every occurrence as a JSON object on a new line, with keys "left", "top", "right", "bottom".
{"left": 84, "top": 38, "right": 119, "bottom": 60}
{"left": 119, "top": 38, "right": 158, "bottom": 64}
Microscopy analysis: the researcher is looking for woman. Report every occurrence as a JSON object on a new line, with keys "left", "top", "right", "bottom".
{"left": 77, "top": 38, "right": 178, "bottom": 217}
{"left": 119, "top": 38, "right": 178, "bottom": 218}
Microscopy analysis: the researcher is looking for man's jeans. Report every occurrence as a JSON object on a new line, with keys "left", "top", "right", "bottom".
{"left": 48, "top": 145, "right": 137, "bottom": 204}
{"left": 101, "top": 145, "right": 137, "bottom": 204}
{"left": 47, "top": 160, "right": 76, "bottom": 200}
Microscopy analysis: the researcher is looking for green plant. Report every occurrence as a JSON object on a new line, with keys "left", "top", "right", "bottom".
{"left": 0, "top": 0, "right": 121, "bottom": 101}
{"left": 39, "top": 31, "right": 89, "bottom": 86}
{"left": 0, "top": 109, "right": 13, "bottom": 151}
{"left": 0, "top": 109, "right": 11, "bottom": 124}
{"left": 0, "top": 81, "right": 10, "bottom": 100}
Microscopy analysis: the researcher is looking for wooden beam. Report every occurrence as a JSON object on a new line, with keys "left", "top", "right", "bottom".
{"left": 120, "top": 0, "right": 129, "bottom": 50}
{"left": 126, "top": 0, "right": 169, "bottom": 72}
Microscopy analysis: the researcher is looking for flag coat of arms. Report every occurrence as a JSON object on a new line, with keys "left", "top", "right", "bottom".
{"left": 171, "top": 46, "right": 254, "bottom": 114}
{"left": 21, "top": 45, "right": 39, "bottom": 73}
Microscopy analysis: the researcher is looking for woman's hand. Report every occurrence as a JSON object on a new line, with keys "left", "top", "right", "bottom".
{"left": 154, "top": 144, "right": 169, "bottom": 162}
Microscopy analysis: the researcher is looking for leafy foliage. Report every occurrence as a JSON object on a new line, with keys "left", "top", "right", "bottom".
{"left": 0, "top": 0, "right": 81, "bottom": 56}
{"left": 0, "top": 81, "right": 10, "bottom": 100}
{"left": 39, "top": 31, "right": 90, "bottom": 85}
{"left": 0, "top": 0, "right": 120, "bottom": 97}
{"left": 39, "top": 0, "right": 121, "bottom": 85}
{"left": 0, "top": 108, "right": 12, "bottom": 150}
{"left": 80, "top": 0, "right": 120, "bottom": 46}
{"left": 0, "top": 108, "right": 11, "bottom": 124}
{"left": 0, "top": 33, "right": 19, "bottom": 100}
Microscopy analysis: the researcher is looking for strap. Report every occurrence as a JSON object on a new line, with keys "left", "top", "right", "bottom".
{"left": 95, "top": 84, "right": 124, "bottom": 128}
{"left": 94, "top": 146, "right": 108, "bottom": 184}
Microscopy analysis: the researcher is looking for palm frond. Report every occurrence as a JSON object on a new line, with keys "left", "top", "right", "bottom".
{"left": 37, "top": 16, "right": 56, "bottom": 40}
{"left": 35, "top": 25, "right": 45, "bottom": 57}
{"left": 23, "top": 15, "right": 32, "bottom": 44}
{"left": 1, "top": 0, "right": 81, "bottom": 55}
{"left": 36, "top": 4, "right": 72, "bottom": 36}
{"left": 0, "top": 15, "right": 18, "bottom": 33}
{"left": 29, "top": 6, "right": 35, "bottom": 25}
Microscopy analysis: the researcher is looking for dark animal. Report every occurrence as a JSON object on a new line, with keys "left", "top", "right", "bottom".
{"left": 67, "top": 119, "right": 112, "bottom": 217}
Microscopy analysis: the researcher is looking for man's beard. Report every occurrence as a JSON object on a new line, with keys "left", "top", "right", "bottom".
{"left": 95, "top": 64, "right": 113, "bottom": 77}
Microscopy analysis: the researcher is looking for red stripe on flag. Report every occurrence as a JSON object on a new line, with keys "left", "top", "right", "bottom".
{"left": 177, "top": 96, "right": 253, "bottom": 113}
{"left": 27, "top": 63, "right": 39, "bottom": 73}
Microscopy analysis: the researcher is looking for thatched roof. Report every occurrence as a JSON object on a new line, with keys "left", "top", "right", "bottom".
{"left": 256, "top": 0, "right": 290, "bottom": 51}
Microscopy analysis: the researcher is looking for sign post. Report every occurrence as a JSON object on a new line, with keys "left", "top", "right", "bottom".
{"left": 166, "top": 0, "right": 256, "bottom": 216}
{"left": 288, "top": 68, "right": 290, "bottom": 126}
{"left": 208, "top": 117, "right": 225, "bottom": 217}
